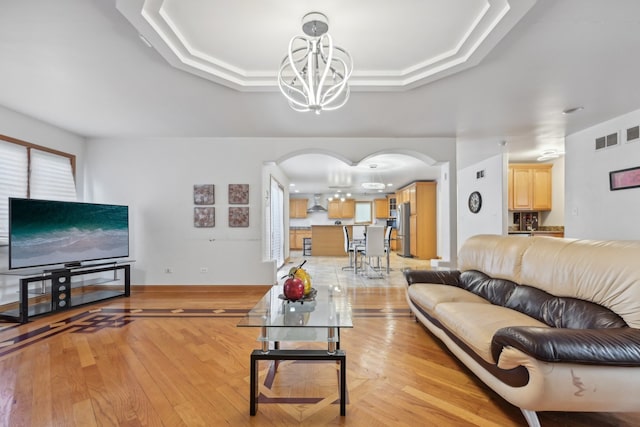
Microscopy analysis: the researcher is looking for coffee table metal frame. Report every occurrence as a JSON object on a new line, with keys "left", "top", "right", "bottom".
{"left": 238, "top": 285, "right": 352, "bottom": 416}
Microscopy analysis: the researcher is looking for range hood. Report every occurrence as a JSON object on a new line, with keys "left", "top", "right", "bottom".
{"left": 307, "top": 194, "right": 327, "bottom": 213}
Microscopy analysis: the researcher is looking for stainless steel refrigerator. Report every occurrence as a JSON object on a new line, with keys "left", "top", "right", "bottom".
{"left": 396, "top": 202, "right": 411, "bottom": 257}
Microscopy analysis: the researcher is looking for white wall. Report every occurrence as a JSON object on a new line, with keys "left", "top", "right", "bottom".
{"left": 0, "top": 106, "right": 86, "bottom": 295}
{"left": 457, "top": 153, "right": 508, "bottom": 249}
{"left": 565, "top": 108, "right": 640, "bottom": 239}
{"left": 84, "top": 137, "right": 457, "bottom": 285}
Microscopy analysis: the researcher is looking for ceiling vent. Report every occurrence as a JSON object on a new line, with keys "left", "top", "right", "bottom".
{"left": 626, "top": 126, "right": 639, "bottom": 143}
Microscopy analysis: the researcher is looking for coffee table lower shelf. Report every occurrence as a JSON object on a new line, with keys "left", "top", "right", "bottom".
{"left": 250, "top": 349, "right": 347, "bottom": 416}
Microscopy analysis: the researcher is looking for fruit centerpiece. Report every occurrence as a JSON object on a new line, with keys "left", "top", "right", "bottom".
{"left": 281, "top": 260, "right": 316, "bottom": 302}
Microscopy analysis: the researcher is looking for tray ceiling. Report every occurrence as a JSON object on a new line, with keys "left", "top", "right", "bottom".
{"left": 117, "top": 0, "right": 536, "bottom": 91}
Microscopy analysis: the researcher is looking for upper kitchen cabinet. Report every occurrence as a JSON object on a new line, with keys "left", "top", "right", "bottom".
{"left": 508, "top": 164, "right": 552, "bottom": 211}
{"left": 328, "top": 199, "right": 355, "bottom": 219}
{"left": 290, "top": 198, "right": 308, "bottom": 218}
{"left": 374, "top": 199, "right": 388, "bottom": 218}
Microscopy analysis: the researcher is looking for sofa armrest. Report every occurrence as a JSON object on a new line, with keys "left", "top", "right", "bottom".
{"left": 403, "top": 270, "right": 461, "bottom": 286}
{"left": 492, "top": 326, "right": 640, "bottom": 366}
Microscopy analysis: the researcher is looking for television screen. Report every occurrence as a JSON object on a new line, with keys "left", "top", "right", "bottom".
{"left": 9, "top": 198, "right": 129, "bottom": 270}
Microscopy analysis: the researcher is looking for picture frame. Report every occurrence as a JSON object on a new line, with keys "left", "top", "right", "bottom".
{"left": 194, "top": 184, "right": 215, "bottom": 205}
{"left": 609, "top": 166, "right": 640, "bottom": 191}
{"left": 229, "top": 207, "right": 249, "bottom": 227}
{"left": 194, "top": 207, "right": 215, "bottom": 227}
{"left": 228, "top": 184, "right": 249, "bottom": 204}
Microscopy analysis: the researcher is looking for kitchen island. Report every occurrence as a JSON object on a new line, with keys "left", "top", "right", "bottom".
{"left": 311, "top": 225, "right": 350, "bottom": 257}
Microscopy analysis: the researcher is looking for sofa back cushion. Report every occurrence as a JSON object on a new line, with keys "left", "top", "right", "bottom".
{"left": 520, "top": 237, "right": 640, "bottom": 328}
{"left": 458, "top": 235, "right": 533, "bottom": 284}
{"left": 459, "top": 235, "right": 640, "bottom": 328}
{"left": 460, "top": 271, "right": 628, "bottom": 329}
{"left": 459, "top": 270, "right": 516, "bottom": 306}
{"left": 505, "top": 284, "right": 627, "bottom": 329}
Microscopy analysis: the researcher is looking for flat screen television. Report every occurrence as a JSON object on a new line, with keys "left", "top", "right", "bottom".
{"left": 9, "top": 198, "right": 129, "bottom": 270}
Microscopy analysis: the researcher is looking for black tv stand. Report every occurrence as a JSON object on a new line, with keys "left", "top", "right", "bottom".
{"left": 64, "top": 261, "right": 82, "bottom": 268}
{"left": 0, "top": 261, "right": 132, "bottom": 324}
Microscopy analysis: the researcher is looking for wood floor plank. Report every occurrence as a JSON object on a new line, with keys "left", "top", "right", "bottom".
{"left": 1, "top": 284, "right": 639, "bottom": 426}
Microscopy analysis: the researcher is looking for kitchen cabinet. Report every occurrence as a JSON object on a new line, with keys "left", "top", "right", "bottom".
{"left": 508, "top": 164, "right": 552, "bottom": 211}
{"left": 374, "top": 199, "right": 388, "bottom": 218}
{"left": 328, "top": 199, "right": 355, "bottom": 219}
{"left": 387, "top": 195, "right": 397, "bottom": 217}
{"left": 289, "top": 228, "right": 311, "bottom": 250}
{"left": 397, "top": 181, "right": 437, "bottom": 259}
{"left": 289, "top": 198, "right": 308, "bottom": 218}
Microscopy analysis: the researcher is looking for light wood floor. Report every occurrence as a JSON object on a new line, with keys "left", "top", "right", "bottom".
{"left": 1, "top": 285, "right": 639, "bottom": 427}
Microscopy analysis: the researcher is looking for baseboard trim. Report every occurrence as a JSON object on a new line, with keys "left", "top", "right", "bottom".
{"left": 131, "top": 284, "right": 272, "bottom": 293}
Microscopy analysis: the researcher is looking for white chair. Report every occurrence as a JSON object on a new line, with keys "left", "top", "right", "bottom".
{"left": 341, "top": 226, "right": 362, "bottom": 270}
{"left": 383, "top": 225, "right": 393, "bottom": 274}
{"left": 360, "top": 226, "right": 385, "bottom": 278}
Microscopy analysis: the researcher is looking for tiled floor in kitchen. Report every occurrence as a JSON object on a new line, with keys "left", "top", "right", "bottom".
{"left": 279, "top": 250, "right": 437, "bottom": 289}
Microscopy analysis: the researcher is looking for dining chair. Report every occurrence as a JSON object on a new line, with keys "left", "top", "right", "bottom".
{"left": 360, "top": 225, "right": 385, "bottom": 278}
{"left": 341, "top": 226, "right": 361, "bottom": 270}
{"left": 384, "top": 225, "right": 393, "bottom": 274}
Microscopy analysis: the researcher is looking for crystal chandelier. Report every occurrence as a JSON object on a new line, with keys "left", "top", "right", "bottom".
{"left": 278, "top": 12, "right": 353, "bottom": 114}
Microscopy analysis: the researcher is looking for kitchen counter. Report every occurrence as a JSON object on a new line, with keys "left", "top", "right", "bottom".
{"left": 311, "top": 225, "right": 350, "bottom": 257}
{"left": 508, "top": 229, "right": 564, "bottom": 238}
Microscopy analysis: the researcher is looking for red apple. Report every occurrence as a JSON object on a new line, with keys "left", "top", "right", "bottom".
{"left": 283, "top": 276, "right": 305, "bottom": 301}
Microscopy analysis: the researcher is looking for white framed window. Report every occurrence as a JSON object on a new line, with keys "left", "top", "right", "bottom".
{"left": 0, "top": 135, "right": 77, "bottom": 242}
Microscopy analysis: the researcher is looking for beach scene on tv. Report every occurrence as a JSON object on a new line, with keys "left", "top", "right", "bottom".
{"left": 9, "top": 199, "right": 129, "bottom": 270}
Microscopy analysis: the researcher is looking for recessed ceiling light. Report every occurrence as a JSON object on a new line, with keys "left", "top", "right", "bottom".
{"left": 562, "top": 106, "right": 584, "bottom": 115}
{"left": 289, "top": 183, "right": 295, "bottom": 187}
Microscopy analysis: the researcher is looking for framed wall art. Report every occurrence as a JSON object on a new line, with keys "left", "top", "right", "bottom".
{"left": 194, "top": 184, "right": 215, "bottom": 205}
{"left": 228, "top": 207, "right": 249, "bottom": 227}
{"left": 194, "top": 207, "right": 215, "bottom": 227}
{"left": 609, "top": 166, "right": 640, "bottom": 191}
{"left": 228, "top": 184, "right": 249, "bottom": 204}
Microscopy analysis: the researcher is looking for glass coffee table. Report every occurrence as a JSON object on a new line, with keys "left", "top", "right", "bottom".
{"left": 237, "top": 284, "right": 353, "bottom": 416}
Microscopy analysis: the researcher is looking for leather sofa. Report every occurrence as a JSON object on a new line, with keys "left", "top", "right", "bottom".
{"left": 404, "top": 234, "right": 640, "bottom": 427}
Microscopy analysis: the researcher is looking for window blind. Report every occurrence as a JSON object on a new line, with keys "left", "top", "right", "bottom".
{"left": 0, "top": 141, "right": 28, "bottom": 237}
{"left": 30, "top": 149, "right": 77, "bottom": 201}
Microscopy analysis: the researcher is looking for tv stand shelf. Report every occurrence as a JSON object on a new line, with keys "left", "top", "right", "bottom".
{"left": 0, "top": 261, "right": 132, "bottom": 324}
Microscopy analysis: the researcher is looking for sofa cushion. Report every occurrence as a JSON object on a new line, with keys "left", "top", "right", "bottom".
{"left": 504, "top": 284, "right": 628, "bottom": 329}
{"left": 404, "top": 270, "right": 461, "bottom": 287}
{"left": 457, "top": 234, "right": 533, "bottom": 283}
{"left": 518, "top": 237, "right": 640, "bottom": 328}
{"left": 459, "top": 270, "right": 517, "bottom": 306}
{"left": 434, "top": 302, "right": 549, "bottom": 364}
{"left": 408, "top": 283, "right": 489, "bottom": 317}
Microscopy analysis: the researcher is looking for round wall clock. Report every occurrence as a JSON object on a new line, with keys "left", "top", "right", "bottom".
{"left": 468, "top": 191, "right": 482, "bottom": 213}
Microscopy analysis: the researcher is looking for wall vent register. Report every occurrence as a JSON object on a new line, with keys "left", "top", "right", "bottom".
{"left": 595, "top": 132, "right": 619, "bottom": 150}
